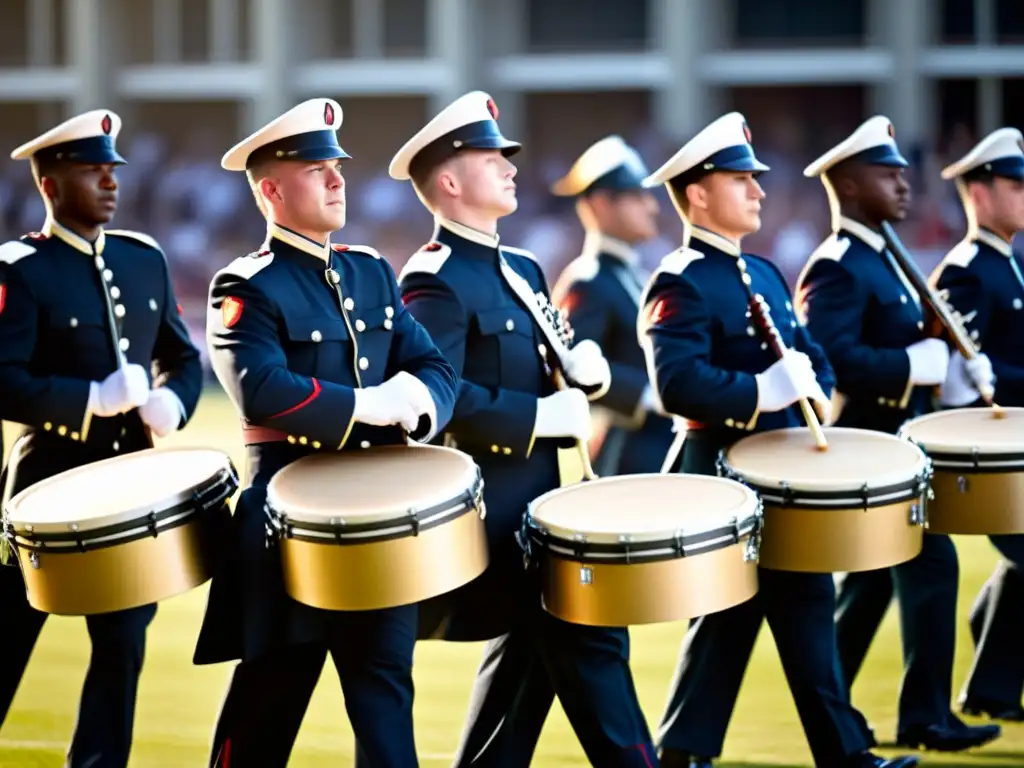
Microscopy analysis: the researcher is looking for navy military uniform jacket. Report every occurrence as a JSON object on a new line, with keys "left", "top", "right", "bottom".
{"left": 796, "top": 217, "right": 932, "bottom": 434}
{"left": 552, "top": 234, "right": 674, "bottom": 475}
{"left": 0, "top": 221, "right": 202, "bottom": 502}
{"left": 193, "top": 224, "right": 457, "bottom": 665}
{"left": 932, "top": 229, "right": 1024, "bottom": 407}
{"left": 399, "top": 219, "right": 566, "bottom": 641}
{"left": 639, "top": 227, "right": 835, "bottom": 473}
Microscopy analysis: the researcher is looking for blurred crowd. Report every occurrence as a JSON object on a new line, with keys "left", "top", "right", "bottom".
{"left": 0, "top": 120, "right": 987, "bottom": 374}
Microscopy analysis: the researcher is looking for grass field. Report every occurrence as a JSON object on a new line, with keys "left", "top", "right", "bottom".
{"left": 0, "top": 388, "right": 1021, "bottom": 767}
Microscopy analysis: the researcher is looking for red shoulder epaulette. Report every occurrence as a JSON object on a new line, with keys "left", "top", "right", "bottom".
{"left": 422, "top": 242, "right": 442, "bottom": 252}
{"left": 23, "top": 231, "right": 47, "bottom": 241}
{"left": 332, "top": 244, "right": 350, "bottom": 252}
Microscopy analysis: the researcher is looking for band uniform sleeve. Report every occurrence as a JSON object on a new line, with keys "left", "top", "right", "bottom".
{"left": 151, "top": 257, "right": 203, "bottom": 428}
{"left": 936, "top": 261, "right": 1024, "bottom": 399}
{"left": 207, "top": 271, "right": 359, "bottom": 448}
{"left": 799, "top": 259, "right": 911, "bottom": 401}
{"left": 560, "top": 278, "right": 648, "bottom": 417}
{"left": 381, "top": 261, "right": 458, "bottom": 438}
{"left": 639, "top": 273, "right": 759, "bottom": 426}
{"left": 401, "top": 271, "right": 539, "bottom": 457}
{"left": 0, "top": 265, "right": 93, "bottom": 435}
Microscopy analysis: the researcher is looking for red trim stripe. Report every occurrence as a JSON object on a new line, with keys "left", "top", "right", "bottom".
{"left": 268, "top": 378, "right": 321, "bottom": 420}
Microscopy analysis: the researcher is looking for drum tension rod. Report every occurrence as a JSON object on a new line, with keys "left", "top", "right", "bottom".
{"left": 407, "top": 509, "right": 421, "bottom": 536}
{"left": 780, "top": 481, "right": 793, "bottom": 506}
{"left": 146, "top": 511, "right": 160, "bottom": 539}
{"left": 860, "top": 482, "right": 870, "bottom": 512}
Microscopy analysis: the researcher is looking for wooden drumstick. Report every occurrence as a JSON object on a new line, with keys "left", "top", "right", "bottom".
{"left": 744, "top": 284, "right": 829, "bottom": 452}
{"left": 880, "top": 221, "right": 1003, "bottom": 418}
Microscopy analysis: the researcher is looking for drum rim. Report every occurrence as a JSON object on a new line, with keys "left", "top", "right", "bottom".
{"left": 267, "top": 466, "right": 485, "bottom": 546}
{"left": 900, "top": 408, "right": 1024, "bottom": 465}
{"left": 3, "top": 447, "right": 237, "bottom": 535}
{"left": 719, "top": 428, "right": 931, "bottom": 506}
{"left": 523, "top": 474, "right": 763, "bottom": 563}
{"left": 3, "top": 463, "right": 238, "bottom": 554}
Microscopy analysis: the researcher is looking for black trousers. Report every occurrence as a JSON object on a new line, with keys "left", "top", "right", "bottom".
{"left": 959, "top": 534, "right": 1024, "bottom": 706}
{"left": 834, "top": 531, "right": 960, "bottom": 732}
{"left": 0, "top": 563, "right": 155, "bottom": 768}
{"left": 207, "top": 604, "right": 418, "bottom": 767}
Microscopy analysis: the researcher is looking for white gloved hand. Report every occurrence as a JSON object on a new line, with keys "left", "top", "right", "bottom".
{"left": 906, "top": 338, "right": 951, "bottom": 386}
{"left": 534, "top": 388, "right": 592, "bottom": 442}
{"left": 940, "top": 351, "right": 995, "bottom": 407}
{"left": 564, "top": 339, "right": 611, "bottom": 394}
{"left": 754, "top": 349, "right": 819, "bottom": 413}
{"left": 388, "top": 371, "right": 438, "bottom": 440}
{"left": 352, "top": 376, "right": 421, "bottom": 432}
{"left": 87, "top": 364, "right": 151, "bottom": 418}
{"left": 138, "top": 387, "right": 184, "bottom": 437}
{"left": 639, "top": 385, "right": 660, "bottom": 413}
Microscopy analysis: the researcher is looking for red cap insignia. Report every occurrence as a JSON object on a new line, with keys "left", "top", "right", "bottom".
{"left": 486, "top": 98, "right": 499, "bottom": 120}
{"left": 324, "top": 101, "right": 335, "bottom": 126}
{"left": 331, "top": 243, "right": 349, "bottom": 252}
{"left": 742, "top": 121, "right": 752, "bottom": 144}
{"left": 222, "top": 296, "right": 244, "bottom": 328}
{"left": 101, "top": 114, "right": 112, "bottom": 135}
{"left": 0, "top": 284, "right": 7, "bottom": 315}
{"left": 423, "top": 242, "right": 442, "bottom": 252}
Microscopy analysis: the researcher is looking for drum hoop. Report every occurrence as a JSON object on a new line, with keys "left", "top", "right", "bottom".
{"left": 266, "top": 469, "right": 484, "bottom": 546}
{"left": 3, "top": 464, "right": 238, "bottom": 554}
{"left": 912, "top": 448, "right": 1024, "bottom": 472}
{"left": 523, "top": 506, "right": 762, "bottom": 565}
{"left": 716, "top": 452, "right": 933, "bottom": 509}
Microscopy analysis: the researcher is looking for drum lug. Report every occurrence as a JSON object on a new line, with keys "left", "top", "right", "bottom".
{"left": 744, "top": 503, "right": 764, "bottom": 563}
{"left": 28, "top": 551, "right": 40, "bottom": 569}
{"left": 579, "top": 566, "right": 593, "bottom": 586}
{"left": 908, "top": 502, "right": 926, "bottom": 527}
{"left": 957, "top": 475, "right": 969, "bottom": 494}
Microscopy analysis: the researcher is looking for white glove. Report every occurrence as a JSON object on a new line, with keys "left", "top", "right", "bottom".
{"left": 754, "top": 349, "right": 828, "bottom": 414}
{"left": 352, "top": 375, "right": 420, "bottom": 432}
{"left": 87, "top": 364, "right": 151, "bottom": 418}
{"left": 389, "top": 371, "right": 438, "bottom": 440}
{"left": 564, "top": 340, "right": 611, "bottom": 395}
{"left": 534, "top": 388, "right": 592, "bottom": 442}
{"left": 940, "top": 351, "right": 995, "bottom": 407}
{"left": 906, "top": 338, "right": 951, "bottom": 386}
{"left": 639, "top": 385, "right": 660, "bottom": 413}
{"left": 138, "top": 387, "right": 184, "bottom": 437}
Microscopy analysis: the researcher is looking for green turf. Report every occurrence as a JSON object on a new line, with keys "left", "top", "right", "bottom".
{"left": 0, "top": 391, "right": 1021, "bottom": 766}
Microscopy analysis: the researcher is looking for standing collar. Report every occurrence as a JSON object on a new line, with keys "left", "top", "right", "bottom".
{"left": 433, "top": 215, "right": 500, "bottom": 249}
{"left": 689, "top": 225, "right": 741, "bottom": 257}
{"left": 974, "top": 227, "right": 1014, "bottom": 257}
{"left": 43, "top": 217, "right": 105, "bottom": 255}
{"left": 582, "top": 230, "right": 637, "bottom": 265}
{"left": 264, "top": 222, "right": 330, "bottom": 262}
{"left": 838, "top": 216, "right": 886, "bottom": 252}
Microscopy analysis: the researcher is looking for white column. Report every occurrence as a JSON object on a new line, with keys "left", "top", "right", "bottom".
{"left": 249, "top": 0, "right": 292, "bottom": 130}
{"left": 427, "top": 0, "right": 474, "bottom": 115}
{"left": 870, "top": 0, "right": 934, "bottom": 149}
{"left": 153, "top": 0, "right": 183, "bottom": 64}
{"left": 64, "top": 0, "right": 121, "bottom": 115}
{"left": 976, "top": 0, "right": 1002, "bottom": 135}
{"left": 353, "top": 0, "right": 383, "bottom": 59}
{"left": 209, "top": 0, "right": 239, "bottom": 62}
{"left": 654, "top": 0, "right": 721, "bottom": 142}
{"left": 28, "top": 0, "right": 55, "bottom": 67}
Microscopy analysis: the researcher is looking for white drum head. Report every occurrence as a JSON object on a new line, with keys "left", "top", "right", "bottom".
{"left": 900, "top": 407, "right": 1024, "bottom": 455}
{"left": 529, "top": 474, "right": 758, "bottom": 545}
{"left": 5, "top": 447, "right": 233, "bottom": 534}
{"left": 725, "top": 427, "right": 927, "bottom": 493}
{"left": 268, "top": 445, "right": 480, "bottom": 526}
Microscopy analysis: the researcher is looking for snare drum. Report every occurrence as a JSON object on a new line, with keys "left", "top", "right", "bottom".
{"left": 900, "top": 407, "right": 1024, "bottom": 534}
{"left": 2, "top": 447, "right": 237, "bottom": 616}
{"left": 719, "top": 427, "right": 931, "bottom": 573}
{"left": 524, "top": 474, "right": 762, "bottom": 627}
{"left": 265, "top": 444, "right": 487, "bottom": 612}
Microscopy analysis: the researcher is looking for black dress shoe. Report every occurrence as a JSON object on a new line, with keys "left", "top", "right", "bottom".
{"left": 896, "top": 719, "right": 1001, "bottom": 751}
{"left": 961, "top": 696, "right": 1024, "bottom": 722}
{"left": 846, "top": 751, "right": 919, "bottom": 768}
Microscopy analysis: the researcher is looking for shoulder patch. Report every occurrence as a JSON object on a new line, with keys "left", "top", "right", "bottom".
{"left": 554, "top": 254, "right": 600, "bottom": 290}
{"left": 341, "top": 244, "right": 382, "bottom": 260}
{"left": 105, "top": 229, "right": 162, "bottom": 251}
{"left": 399, "top": 242, "right": 452, "bottom": 281}
{"left": 22, "top": 231, "right": 47, "bottom": 241}
{"left": 807, "top": 234, "right": 852, "bottom": 266}
{"left": 217, "top": 252, "right": 275, "bottom": 281}
{"left": 0, "top": 240, "right": 37, "bottom": 265}
{"left": 500, "top": 245, "right": 538, "bottom": 262}
{"left": 656, "top": 247, "right": 704, "bottom": 276}
{"left": 942, "top": 239, "right": 979, "bottom": 270}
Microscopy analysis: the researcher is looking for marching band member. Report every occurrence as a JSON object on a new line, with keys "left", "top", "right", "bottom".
{"left": 0, "top": 111, "right": 203, "bottom": 767}
{"left": 549, "top": 135, "right": 675, "bottom": 476}
{"left": 192, "top": 99, "right": 458, "bottom": 767}
{"left": 796, "top": 116, "right": 1001, "bottom": 752}
{"left": 639, "top": 112, "right": 916, "bottom": 768}
{"left": 390, "top": 90, "right": 657, "bottom": 767}
{"left": 931, "top": 127, "right": 1024, "bottom": 722}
